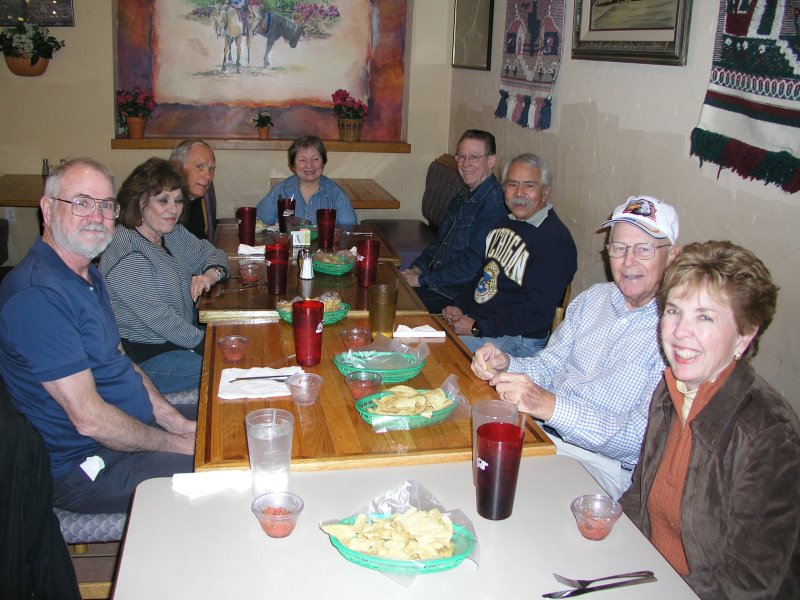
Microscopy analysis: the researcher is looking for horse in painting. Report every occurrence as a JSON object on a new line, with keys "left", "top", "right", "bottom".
{"left": 253, "top": 13, "right": 305, "bottom": 69}
{"left": 212, "top": 3, "right": 261, "bottom": 72}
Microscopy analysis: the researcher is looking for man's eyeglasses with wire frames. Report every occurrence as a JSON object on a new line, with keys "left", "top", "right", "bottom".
{"left": 52, "top": 196, "right": 120, "bottom": 220}
{"left": 454, "top": 153, "right": 490, "bottom": 163}
{"left": 606, "top": 242, "right": 670, "bottom": 260}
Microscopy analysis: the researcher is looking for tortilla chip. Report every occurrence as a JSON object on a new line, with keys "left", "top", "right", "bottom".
{"left": 323, "top": 508, "right": 455, "bottom": 561}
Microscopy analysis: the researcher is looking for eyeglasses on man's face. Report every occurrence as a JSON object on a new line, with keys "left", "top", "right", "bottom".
{"left": 606, "top": 241, "right": 670, "bottom": 260}
{"left": 454, "top": 153, "right": 490, "bottom": 164}
{"left": 52, "top": 195, "right": 120, "bottom": 220}
{"left": 503, "top": 181, "right": 540, "bottom": 194}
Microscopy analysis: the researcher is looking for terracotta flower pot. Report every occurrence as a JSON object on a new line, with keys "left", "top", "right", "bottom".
{"left": 337, "top": 117, "right": 363, "bottom": 142}
{"left": 257, "top": 126, "right": 270, "bottom": 140}
{"left": 4, "top": 55, "right": 49, "bottom": 77}
{"left": 126, "top": 116, "right": 148, "bottom": 139}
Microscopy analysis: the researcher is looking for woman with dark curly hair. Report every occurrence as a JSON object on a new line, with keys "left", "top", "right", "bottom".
{"left": 621, "top": 240, "right": 799, "bottom": 599}
{"left": 99, "top": 158, "right": 229, "bottom": 394}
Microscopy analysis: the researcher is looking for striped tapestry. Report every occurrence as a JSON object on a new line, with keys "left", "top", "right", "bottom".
{"left": 690, "top": 0, "right": 800, "bottom": 193}
{"left": 494, "top": 0, "right": 565, "bottom": 131}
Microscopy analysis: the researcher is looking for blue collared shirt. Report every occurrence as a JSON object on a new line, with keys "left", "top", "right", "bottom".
{"left": 509, "top": 282, "right": 665, "bottom": 469}
{"left": 256, "top": 174, "right": 357, "bottom": 225}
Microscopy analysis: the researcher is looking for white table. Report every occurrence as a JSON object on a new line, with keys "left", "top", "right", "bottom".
{"left": 113, "top": 456, "right": 698, "bottom": 599}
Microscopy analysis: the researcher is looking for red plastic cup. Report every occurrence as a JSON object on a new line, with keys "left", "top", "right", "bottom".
{"left": 316, "top": 208, "right": 336, "bottom": 250}
{"left": 475, "top": 421, "right": 524, "bottom": 520}
{"left": 356, "top": 239, "right": 380, "bottom": 288}
{"left": 237, "top": 206, "right": 257, "bottom": 246}
{"left": 277, "top": 197, "right": 296, "bottom": 233}
{"left": 292, "top": 300, "right": 324, "bottom": 366}
{"left": 266, "top": 244, "right": 289, "bottom": 295}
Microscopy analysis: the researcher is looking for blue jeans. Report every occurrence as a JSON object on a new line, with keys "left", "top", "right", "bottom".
{"left": 459, "top": 334, "right": 547, "bottom": 357}
{"left": 140, "top": 350, "right": 202, "bottom": 394}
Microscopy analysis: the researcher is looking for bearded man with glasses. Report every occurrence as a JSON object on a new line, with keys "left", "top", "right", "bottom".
{"left": 0, "top": 158, "right": 196, "bottom": 514}
{"left": 402, "top": 129, "right": 507, "bottom": 313}
{"left": 472, "top": 195, "right": 680, "bottom": 499}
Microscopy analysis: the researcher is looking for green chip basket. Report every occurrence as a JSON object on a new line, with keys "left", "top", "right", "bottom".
{"left": 355, "top": 391, "right": 457, "bottom": 430}
{"left": 333, "top": 351, "right": 425, "bottom": 383}
{"left": 313, "top": 259, "right": 354, "bottom": 276}
{"left": 326, "top": 514, "right": 476, "bottom": 575}
{"left": 277, "top": 302, "right": 350, "bottom": 325}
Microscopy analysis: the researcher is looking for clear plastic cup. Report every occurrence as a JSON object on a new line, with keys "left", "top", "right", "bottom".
{"left": 285, "top": 373, "right": 323, "bottom": 405}
{"left": 251, "top": 491, "right": 304, "bottom": 538}
{"left": 344, "top": 371, "right": 382, "bottom": 400}
{"left": 217, "top": 335, "right": 249, "bottom": 363}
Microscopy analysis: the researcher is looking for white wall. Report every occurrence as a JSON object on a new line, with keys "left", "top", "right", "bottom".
{"left": 449, "top": 0, "right": 800, "bottom": 413}
{"left": 0, "top": 0, "right": 454, "bottom": 257}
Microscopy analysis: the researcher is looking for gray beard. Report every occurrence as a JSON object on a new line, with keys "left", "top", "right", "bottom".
{"left": 49, "top": 216, "right": 113, "bottom": 260}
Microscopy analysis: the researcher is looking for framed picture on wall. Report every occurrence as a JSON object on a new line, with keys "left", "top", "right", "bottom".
{"left": 452, "top": 0, "right": 494, "bottom": 70}
{"left": 572, "top": 0, "right": 692, "bottom": 66}
{"left": 0, "top": 0, "right": 75, "bottom": 26}
{"left": 115, "top": 0, "right": 407, "bottom": 141}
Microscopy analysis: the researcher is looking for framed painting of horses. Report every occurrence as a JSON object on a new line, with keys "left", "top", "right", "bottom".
{"left": 114, "top": 0, "right": 408, "bottom": 141}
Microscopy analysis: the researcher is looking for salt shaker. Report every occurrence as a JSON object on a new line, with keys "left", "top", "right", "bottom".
{"left": 41, "top": 158, "right": 49, "bottom": 178}
{"left": 298, "top": 248, "right": 314, "bottom": 279}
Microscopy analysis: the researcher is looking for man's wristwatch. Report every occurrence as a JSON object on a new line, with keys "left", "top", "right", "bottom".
{"left": 471, "top": 322, "right": 481, "bottom": 337}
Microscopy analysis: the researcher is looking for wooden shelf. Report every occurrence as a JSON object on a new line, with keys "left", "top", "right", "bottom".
{"left": 111, "top": 138, "right": 411, "bottom": 153}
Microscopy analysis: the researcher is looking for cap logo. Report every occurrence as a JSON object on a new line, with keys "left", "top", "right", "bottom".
{"left": 621, "top": 198, "right": 661, "bottom": 234}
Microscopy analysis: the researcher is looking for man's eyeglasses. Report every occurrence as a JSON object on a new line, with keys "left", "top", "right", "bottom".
{"left": 454, "top": 153, "right": 490, "bottom": 164}
{"left": 52, "top": 196, "right": 120, "bottom": 220}
{"left": 606, "top": 242, "right": 670, "bottom": 260}
{"left": 504, "top": 181, "right": 539, "bottom": 193}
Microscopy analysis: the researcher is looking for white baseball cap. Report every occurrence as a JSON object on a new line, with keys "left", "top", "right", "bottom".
{"left": 601, "top": 195, "right": 679, "bottom": 244}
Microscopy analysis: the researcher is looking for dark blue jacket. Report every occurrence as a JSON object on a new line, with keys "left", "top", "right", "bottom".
{"left": 411, "top": 174, "right": 505, "bottom": 300}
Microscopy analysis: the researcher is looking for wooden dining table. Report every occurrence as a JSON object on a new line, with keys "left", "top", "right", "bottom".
{"left": 195, "top": 314, "right": 554, "bottom": 473}
{"left": 198, "top": 259, "right": 427, "bottom": 323}
{"left": 213, "top": 221, "right": 403, "bottom": 266}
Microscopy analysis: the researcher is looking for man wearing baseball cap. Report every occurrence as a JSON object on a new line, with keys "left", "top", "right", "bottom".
{"left": 471, "top": 195, "right": 679, "bottom": 498}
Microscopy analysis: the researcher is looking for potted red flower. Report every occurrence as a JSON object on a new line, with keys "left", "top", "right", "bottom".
{"left": 331, "top": 89, "right": 368, "bottom": 142}
{"left": 116, "top": 87, "right": 156, "bottom": 139}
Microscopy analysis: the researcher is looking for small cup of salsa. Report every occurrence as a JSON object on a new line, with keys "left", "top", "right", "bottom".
{"left": 217, "top": 335, "right": 249, "bottom": 363}
{"left": 251, "top": 491, "right": 304, "bottom": 538}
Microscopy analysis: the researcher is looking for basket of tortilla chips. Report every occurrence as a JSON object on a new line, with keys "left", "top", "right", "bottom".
{"left": 313, "top": 251, "right": 355, "bottom": 276}
{"left": 333, "top": 351, "right": 424, "bottom": 383}
{"left": 278, "top": 302, "right": 349, "bottom": 325}
{"left": 355, "top": 386, "right": 456, "bottom": 430}
{"left": 321, "top": 508, "right": 476, "bottom": 575}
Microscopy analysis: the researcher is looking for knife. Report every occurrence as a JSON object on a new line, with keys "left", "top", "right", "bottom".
{"left": 542, "top": 576, "right": 657, "bottom": 598}
{"left": 228, "top": 375, "right": 289, "bottom": 383}
{"left": 221, "top": 282, "right": 265, "bottom": 293}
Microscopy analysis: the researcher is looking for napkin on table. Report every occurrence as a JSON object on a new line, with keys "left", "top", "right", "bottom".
{"left": 218, "top": 366, "right": 303, "bottom": 400}
{"left": 237, "top": 243, "right": 266, "bottom": 256}
{"left": 172, "top": 470, "right": 251, "bottom": 500}
{"left": 393, "top": 324, "right": 446, "bottom": 338}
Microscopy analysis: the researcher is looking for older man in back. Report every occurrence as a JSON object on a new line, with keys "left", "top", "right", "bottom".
{"left": 402, "top": 130, "right": 507, "bottom": 313}
{"left": 170, "top": 139, "right": 217, "bottom": 240}
{"left": 472, "top": 196, "right": 680, "bottom": 498}
{"left": 0, "top": 158, "right": 196, "bottom": 514}
{"left": 442, "top": 153, "right": 576, "bottom": 356}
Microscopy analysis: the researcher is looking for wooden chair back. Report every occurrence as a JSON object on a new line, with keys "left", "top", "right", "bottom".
{"left": 551, "top": 283, "right": 571, "bottom": 333}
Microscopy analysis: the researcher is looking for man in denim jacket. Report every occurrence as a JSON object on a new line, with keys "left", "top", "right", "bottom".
{"left": 402, "top": 130, "right": 506, "bottom": 313}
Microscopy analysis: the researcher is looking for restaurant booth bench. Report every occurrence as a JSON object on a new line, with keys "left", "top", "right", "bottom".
{"left": 363, "top": 154, "right": 462, "bottom": 270}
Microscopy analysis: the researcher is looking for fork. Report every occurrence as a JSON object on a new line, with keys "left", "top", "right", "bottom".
{"left": 542, "top": 576, "right": 657, "bottom": 598}
{"left": 553, "top": 570, "right": 653, "bottom": 589}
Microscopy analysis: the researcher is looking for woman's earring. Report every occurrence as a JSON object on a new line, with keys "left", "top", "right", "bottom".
{"left": 734, "top": 352, "right": 742, "bottom": 361}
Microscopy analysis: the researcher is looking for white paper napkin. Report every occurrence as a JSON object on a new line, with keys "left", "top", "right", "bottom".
{"left": 393, "top": 324, "right": 446, "bottom": 338}
{"left": 172, "top": 470, "right": 251, "bottom": 500}
{"left": 237, "top": 243, "right": 266, "bottom": 255}
{"left": 218, "top": 367, "right": 303, "bottom": 400}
